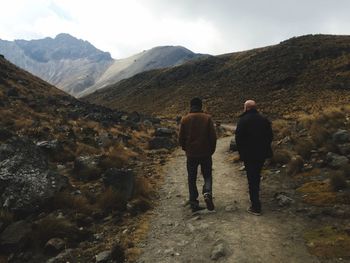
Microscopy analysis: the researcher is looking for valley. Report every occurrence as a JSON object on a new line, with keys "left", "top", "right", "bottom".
{"left": 0, "top": 33, "right": 350, "bottom": 262}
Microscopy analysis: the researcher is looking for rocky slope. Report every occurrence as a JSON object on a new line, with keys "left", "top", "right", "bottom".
{"left": 0, "top": 34, "right": 205, "bottom": 97}
{"left": 0, "top": 55, "right": 177, "bottom": 262}
{"left": 84, "top": 34, "right": 350, "bottom": 120}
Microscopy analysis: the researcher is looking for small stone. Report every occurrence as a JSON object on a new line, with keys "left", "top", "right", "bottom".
{"left": 211, "top": 243, "right": 226, "bottom": 260}
{"left": 274, "top": 193, "right": 294, "bottom": 207}
{"left": 95, "top": 251, "right": 111, "bottom": 262}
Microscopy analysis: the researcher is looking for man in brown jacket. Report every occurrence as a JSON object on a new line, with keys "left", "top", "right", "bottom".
{"left": 179, "top": 98, "right": 217, "bottom": 212}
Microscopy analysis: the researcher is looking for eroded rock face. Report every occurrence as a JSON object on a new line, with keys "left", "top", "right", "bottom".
{"left": 0, "top": 138, "right": 68, "bottom": 213}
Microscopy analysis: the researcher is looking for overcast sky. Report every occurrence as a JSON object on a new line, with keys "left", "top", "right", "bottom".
{"left": 1, "top": 0, "right": 350, "bottom": 58}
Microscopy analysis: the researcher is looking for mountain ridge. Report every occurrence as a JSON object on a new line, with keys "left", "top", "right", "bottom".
{"left": 83, "top": 34, "right": 350, "bottom": 120}
{"left": 0, "top": 33, "right": 207, "bottom": 97}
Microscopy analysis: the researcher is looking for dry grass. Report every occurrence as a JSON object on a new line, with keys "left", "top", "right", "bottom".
{"left": 271, "top": 149, "right": 292, "bottom": 165}
{"left": 100, "top": 145, "right": 138, "bottom": 170}
{"left": 294, "top": 139, "right": 314, "bottom": 160}
{"left": 97, "top": 187, "right": 127, "bottom": 212}
{"left": 286, "top": 155, "right": 304, "bottom": 176}
{"left": 272, "top": 119, "right": 292, "bottom": 139}
{"left": 53, "top": 191, "right": 93, "bottom": 215}
{"left": 305, "top": 226, "right": 350, "bottom": 258}
{"left": 134, "top": 176, "right": 152, "bottom": 198}
{"left": 75, "top": 142, "right": 100, "bottom": 156}
{"left": 296, "top": 168, "right": 322, "bottom": 178}
{"left": 31, "top": 217, "right": 90, "bottom": 246}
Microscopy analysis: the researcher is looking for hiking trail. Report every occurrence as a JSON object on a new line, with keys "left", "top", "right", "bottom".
{"left": 136, "top": 136, "right": 323, "bottom": 263}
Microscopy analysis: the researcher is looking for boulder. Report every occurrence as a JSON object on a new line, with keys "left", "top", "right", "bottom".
{"left": 0, "top": 138, "right": 68, "bottom": 213}
{"left": 73, "top": 156, "right": 101, "bottom": 180}
{"left": 103, "top": 168, "right": 134, "bottom": 200}
{"left": 149, "top": 137, "right": 176, "bottom": 150}
{"left": 337, "top": 143, "right": 350, "bottom": 155}
{"left": 127, "top": 111, "right": 141, "bottom": 123}
{"left": 229, "top": 138, "right": 237, "bottom": 152}
{"left": 36, "top": 140, "right": 64, "bottom": 161}
{"left": 326, "top": 152, "right": 349, "bottom": 168}
{"left": 45, "top": 238, "right": 66, "bottom": 254}
{"left": 154, "top": 128, "right": 175, "bottom": 137}
{"left": 0, "top": 220, "right": 31, "bottom": 251}
{"left": 332, "top": 129, "right": 350, "bottom": 144}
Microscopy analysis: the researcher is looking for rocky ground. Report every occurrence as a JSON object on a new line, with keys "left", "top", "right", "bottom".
{"left": 0, "top": 55, "right": 180, "bottom": 262}
{"left": 135, "top": 133, "right": 350, "bottom": 263}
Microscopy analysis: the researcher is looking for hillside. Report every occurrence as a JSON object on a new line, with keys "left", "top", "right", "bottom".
{"left": 0, "top": 55, "right": 177, "bottom": 262}
{"left": 84, "top": 34, "right": 350, "bottom": 120}
{"left": 79, "top": 45, "right": 207, "bottom": 97}
{"left": 0, "top": 34, "right": 206, "bottom": 97}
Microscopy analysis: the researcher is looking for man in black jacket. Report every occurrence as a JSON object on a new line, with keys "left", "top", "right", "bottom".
{"left": 235, "top": 100, "right": 273, "bottom": 216}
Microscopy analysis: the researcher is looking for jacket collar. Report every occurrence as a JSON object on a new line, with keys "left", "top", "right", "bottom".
{"left": 190, "top": 106, "right": 203, "bottom": 113}
{"left": 240, "top": 108, "right": 258, "bottom": 117}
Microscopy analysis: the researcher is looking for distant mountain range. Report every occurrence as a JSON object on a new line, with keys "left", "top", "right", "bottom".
{"left": 83, "top": 34, "right": 350, "bottom": 120}
{"left": 0, "top": 33, "right": 207, "bottom": 97}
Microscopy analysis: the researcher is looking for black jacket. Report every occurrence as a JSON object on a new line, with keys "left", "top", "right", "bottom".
{"left": 235, "top": 109, "right": 273, "bottom": 161}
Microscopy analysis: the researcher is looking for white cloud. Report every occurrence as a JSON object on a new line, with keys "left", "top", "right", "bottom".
{"left": 1, "top": 0, "right": 350, "bottom": 58}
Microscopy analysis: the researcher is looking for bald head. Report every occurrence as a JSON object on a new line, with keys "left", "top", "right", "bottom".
{"left": 244, "top": 100, "right": 256, "bottom": 112}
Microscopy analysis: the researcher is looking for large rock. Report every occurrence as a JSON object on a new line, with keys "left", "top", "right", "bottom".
{"left": 0, "top": 220, "right": 31, "bottom": 251}
{"left": 149, "top": 137, "right": 176, "bottom": 150}
{"left": 73, "top": 156, "right": 101, "bottom": 180}
{"left": 154, "top": 127, "right": 175, "bottom": 137}
{"left": 0, "top": 138, "right": 68, "bottom": 213}
{"left": 332, "top": 129, "right": 350, "bottom": 144}
{"left": 326, "top": 152, "right": 349, "bottom": 168}
{"left": 103, "top": 168, "right": 134, "bottom": 200}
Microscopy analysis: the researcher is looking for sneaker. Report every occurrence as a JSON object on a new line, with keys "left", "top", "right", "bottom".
{"left": 204, "top": 193, "right": 215, "bottom": 211}
{"left": 246, "top": 207, "right": 261, "bottom": 216}
{"left": 191, "top": 204, "right": 205, "bottom": 213}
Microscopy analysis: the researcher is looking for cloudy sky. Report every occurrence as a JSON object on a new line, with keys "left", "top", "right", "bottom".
{"left": 1, "top": 0, "right": 350, "bottom": 58}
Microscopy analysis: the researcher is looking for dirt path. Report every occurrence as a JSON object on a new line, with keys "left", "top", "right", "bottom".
{"left": 136, "top": 137, "right": 322, "bottom": 263}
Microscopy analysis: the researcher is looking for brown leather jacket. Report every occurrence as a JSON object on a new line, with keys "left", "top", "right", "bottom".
{"left": 179, "top": 110, "right": 217, "bottom": 158}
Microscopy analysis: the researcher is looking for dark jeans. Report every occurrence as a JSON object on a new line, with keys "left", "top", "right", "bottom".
{"left": 186, "top": 156, "right": 213, "bottom": 204}
{"left": 244, "top": 159, "right": 265, "bottom": 211}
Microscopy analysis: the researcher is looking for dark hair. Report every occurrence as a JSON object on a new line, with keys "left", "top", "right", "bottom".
{"left": 190, "top": 97, "right": 202, "bottom": 108}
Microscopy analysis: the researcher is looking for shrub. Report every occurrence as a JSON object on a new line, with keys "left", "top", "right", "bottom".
{"left": 134, "top": 176, "right": 152, "bottom": 198}
{"left": 97, "top": 188, "right": 127, "bottom": 212}
{"left": 53, "top": 191, "right": 92, "bottom": 215}
{"left": 30, "top": 217, "right": 90, "bottom": 247}
{"left": 271, "top": 149, "right": 292, "bottom": 165}
{"left": 330, "top": 172, "right": 348, "bottom": 191}
{"left": 295, "top": 139, "right": 314, "bottom": 160}
{"left": 273, "top": 119, "right": 292, "bottom": 139}
{"left": 310, "top": 123, "right": 330, "bottom": 146}
{"left": 286, "top": 155, "right": 304, "bottom": 176}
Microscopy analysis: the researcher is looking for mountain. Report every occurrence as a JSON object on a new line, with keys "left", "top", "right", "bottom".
{"left": 0, "top": 34, "right": 206, "bottom": 97}
{"left": 79, "top": 45, "right": 207, "bottom": 97}
{"left": 0, "top": 33, "right": 113, "bottom": 95}
{"left": 83, "top": 34, "right": 350, "bottom": 120}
